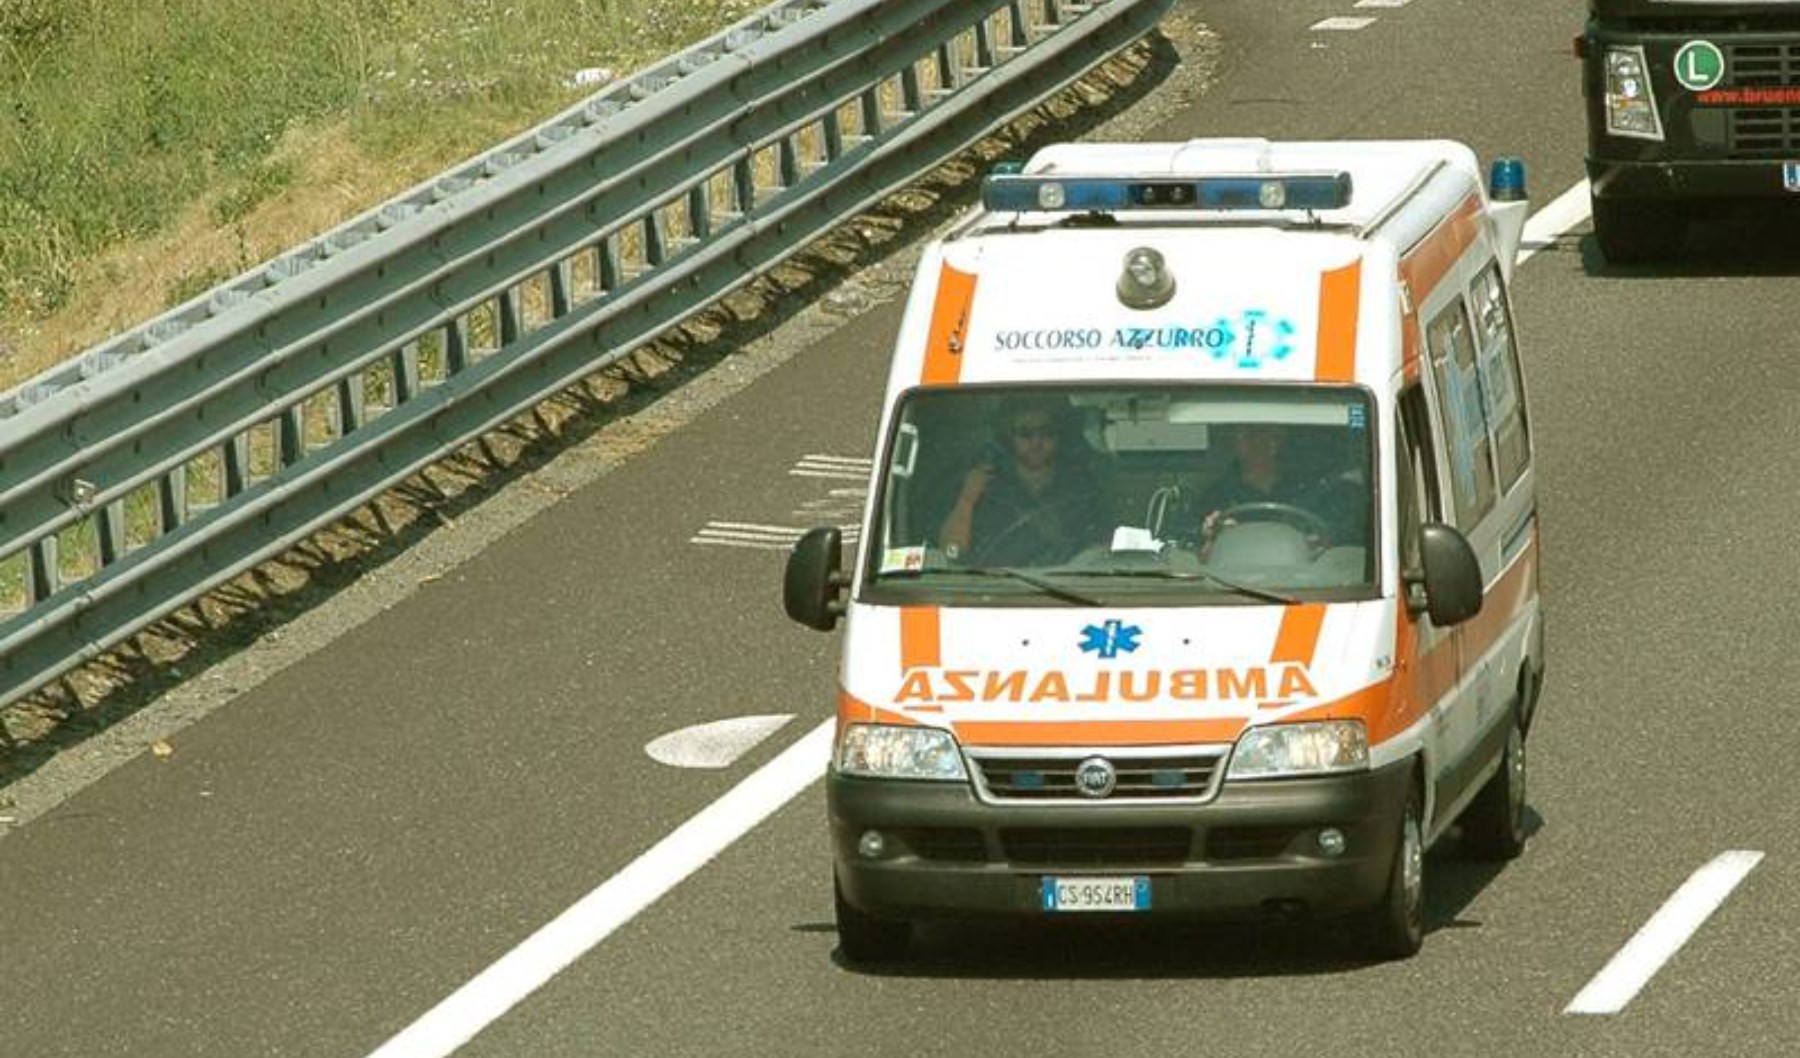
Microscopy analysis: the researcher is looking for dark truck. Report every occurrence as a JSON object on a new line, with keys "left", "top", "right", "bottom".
{"left": 1582, "top": 0, "right": 1800, "bottom": 261}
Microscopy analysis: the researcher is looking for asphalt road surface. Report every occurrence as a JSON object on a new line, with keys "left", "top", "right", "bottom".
{"left": 4, "top": 1, "right": 1797, "bottom": 1056}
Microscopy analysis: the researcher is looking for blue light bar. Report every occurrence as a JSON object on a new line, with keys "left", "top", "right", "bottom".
{"left": 980, "top": 172, "right": 1354, "bottom": 214}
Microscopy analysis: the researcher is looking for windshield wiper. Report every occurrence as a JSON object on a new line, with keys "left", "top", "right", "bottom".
{"left": 890, "top": 566, "right": 1103, "bottom": 606}
{"left": 1057, "top": 566, "right": 1301, "bottom": 606}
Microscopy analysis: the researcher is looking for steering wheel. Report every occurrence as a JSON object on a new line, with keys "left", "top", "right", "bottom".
{"left": 1213, "top": 501, "right": 1331, "bottom": 543}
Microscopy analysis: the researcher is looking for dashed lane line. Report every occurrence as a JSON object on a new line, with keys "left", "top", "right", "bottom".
{"left": 1565, "top": 850, "right": 1766, "bottom": 1015}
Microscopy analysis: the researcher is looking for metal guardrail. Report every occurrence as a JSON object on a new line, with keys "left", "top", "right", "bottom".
{"left": 0, "top": 0, "right": 1171, "bottom": 712}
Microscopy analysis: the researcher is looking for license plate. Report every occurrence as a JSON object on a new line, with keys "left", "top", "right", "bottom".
{"left": 1040, "top": 876, "right": 1151, "bottom": 913}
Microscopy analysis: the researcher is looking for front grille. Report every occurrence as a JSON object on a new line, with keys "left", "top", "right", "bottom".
{"left": 999, "top": 827, "right": 1192, "bottom": 866}
{"left": 1729, "top": 108, "right": 1800, "bottom": 157}
{"left": 1726, "top": 42, "right": 1800, "bottom": 87}
{"left": 969, "top": 749, "right": 1227, "bottom": 803}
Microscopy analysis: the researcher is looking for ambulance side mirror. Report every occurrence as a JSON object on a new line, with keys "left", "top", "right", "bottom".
{"left": 1407, "top": 523, "right": 1484, "bottom": 627}
{"left": 785, "top": 527, "right": 849, "bottom": 632}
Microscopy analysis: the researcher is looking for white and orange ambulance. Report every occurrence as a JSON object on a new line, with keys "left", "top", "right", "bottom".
{"left": 784, "top": 138, "right": 1544, "bottom": 962}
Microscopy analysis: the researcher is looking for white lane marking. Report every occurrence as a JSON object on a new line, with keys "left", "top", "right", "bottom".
{"left": 1518, "top": 179, "right": 1592, "bottom": 264}
{"left": 364, "top": 718, "right": 836, "bottom": 1058}
{"left": 797, "top": 454, "right": 873, "bottom": 466}
{"left": 1565, "top": 850, "right": 1765, "bottom": 1015}
{"left": 1354, "top": 0, "right": 1411, "bottom": 8}
{"left": 1311, "top": 16, "right": 1378, "bottom": 30}
{"left": 646, "top": 714, "right": 797, "bottom": 769}
{"left": 789, "top": 468, "right": 871, "bottom": 480}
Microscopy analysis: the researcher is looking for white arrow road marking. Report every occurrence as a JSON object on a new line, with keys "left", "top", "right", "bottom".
{"left": 1565, "top": 850, "right": 1765, "bottom": 1015}
{"left": 646, "top": 714, "right": 797, "bottom": 769}
{"left": 690, "top": 522, "right": 859, "bottom": 550}
{"left": 792, "top": 454, "right": 873, "bottom": 480}
{"left": 363, "top": 719, "right": 836, "bottom": 1058}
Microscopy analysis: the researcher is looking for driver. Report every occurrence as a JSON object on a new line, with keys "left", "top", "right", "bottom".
{"left": 1193, "top": 422, "right": 1335, "bottom": 548}
{"left": 937, "top": 398, "right": 1108, "bottom": 566}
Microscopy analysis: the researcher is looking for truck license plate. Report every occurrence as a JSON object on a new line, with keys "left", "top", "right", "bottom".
{"left": 1040, "top": 876, "right": 1151, "bottom": 912}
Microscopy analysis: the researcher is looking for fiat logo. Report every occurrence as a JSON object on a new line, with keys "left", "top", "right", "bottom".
{"left": 1074, "top": 757, "right": 1117, "bottom": 799}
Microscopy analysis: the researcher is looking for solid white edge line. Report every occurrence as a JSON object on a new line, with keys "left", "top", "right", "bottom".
{"left": 1564, "top": 850, "right": 1765, "bottom": 1015}
{"left": 1518, "top": 179, "right": 1592, "bottom": 264}
{"left": 364, "top": 719, "right": 837, "bottom": 1058}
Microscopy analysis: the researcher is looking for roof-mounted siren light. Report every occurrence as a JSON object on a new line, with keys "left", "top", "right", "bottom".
{"left": 1117, "top": 247, "right": 1175, "bottom": 310}
{"left": 1487, "top": 157, "right": 1530, "bottom": 282}
{"left": 979, "top": 173, "right": 1353, "bottom": 214}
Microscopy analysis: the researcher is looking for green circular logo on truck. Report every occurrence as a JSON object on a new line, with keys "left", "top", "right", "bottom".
{"left": 1674, "top": 41, "right": 1725, "bottom": 92}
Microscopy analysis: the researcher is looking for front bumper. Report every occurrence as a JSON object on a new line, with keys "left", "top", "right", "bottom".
{"left": 831, "top": 757, "right": 1413, "bottom": 923}
{"left": 1588, "top": 156, "right": 1800, "bottom": 203}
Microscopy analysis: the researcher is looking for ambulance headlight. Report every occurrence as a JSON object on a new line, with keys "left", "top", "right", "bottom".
{"left": 1227, "top": 720, "right": 1369, "bottom": 780}
{"left": 836, "top": 724, "right": 968, "bottom": 781}
{"left": 1117, "top": 246, "right": 1176, "bottom": 309}
{"left": 1603, "top": 46, "right": 1663, "bottom": 141}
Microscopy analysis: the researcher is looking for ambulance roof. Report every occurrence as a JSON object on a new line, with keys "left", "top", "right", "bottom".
{"left": 969, "top": 138, "right": 1482, "bottom": 238}
{"left": 890, "top": 139, "right": 1489, "bottom": 392}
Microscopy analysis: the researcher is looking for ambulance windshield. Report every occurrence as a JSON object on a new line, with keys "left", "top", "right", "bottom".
{"left": 866, "top": 384, "right": 1377, "bottom": 604}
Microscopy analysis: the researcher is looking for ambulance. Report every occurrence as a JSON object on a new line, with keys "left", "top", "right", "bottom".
{"left": 784, "top": 138, "right": 1545, "bottom": 963}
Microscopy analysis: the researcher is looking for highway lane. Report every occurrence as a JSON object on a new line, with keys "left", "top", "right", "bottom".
{"left": 4, "top": 0, "right": 1799, "bottom": 1055}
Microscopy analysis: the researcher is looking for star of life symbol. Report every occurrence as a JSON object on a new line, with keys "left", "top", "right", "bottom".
{"left": 1079, "top": 619, "right": 1142, "bottom": 660}
{"left": 1206, "top": 310, "right": 1298, "bottom": 370}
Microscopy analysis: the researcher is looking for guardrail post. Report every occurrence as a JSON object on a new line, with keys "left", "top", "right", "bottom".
{"left": 97, "top": 501, "right": 126, "bottom": 567}
{"left": 445, "top": 318, "right": 471, "bottom": 376}
{"left": 645, "top": 212, "right": 669, "bottom": 268}
{"left": 551, "top": 259, "right": 575, "bottom": 317}
{"left": 499, "top": 290, "right": 523, "bottom": 346}
{"left": 393, "top": 343, "right": 420, "bottom": 405}
{"left": 158, "top": 467, "right": 188, "bottom": 532}
{"left": 733, "top": 157, "right": 757, "bottom": 214}
{"left": 599, "top": 234, "right": 624, "bottom": 293}
{"left": 28, "top": 538, "right": 57, "bottom": 603}
{"left": 860, "top": 89, "right": 884, "bottom": 138}
{"left": 974, "top": 17, "right": 996, "bottom": 70}
{"left": 1007, "top": 2, "right": 1031, "bottom": 49}
{"left": 936, "top": 42, "right": 960, "bottom": 93}
{"left": 688, "top": 186, "right": 712, "bottom": 242}
{"left": 778, "top": 136, "right": 801, "bottom": 188}
{"left": 279, "top": 408, "right": 305, "bottom": 468}
{"left": 901, "top": 64, "right": 923, "bottom": 114}
{"left": 338, "top": 375, "right": 367, "bottom": 435}
{"left": 224, "top": 435, "right": 251, "bottom": 497}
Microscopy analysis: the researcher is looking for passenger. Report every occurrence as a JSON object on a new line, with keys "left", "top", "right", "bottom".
{"left": 937, "top": 399, "right": 1108, "bottom": 566}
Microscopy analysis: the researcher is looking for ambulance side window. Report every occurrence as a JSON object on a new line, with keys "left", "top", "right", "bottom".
{"left": 1425, "top": 296, "right": 1498, "bottom": 533}
{"left": 1471, "top": 263, "right": 1532, "bottom": 492}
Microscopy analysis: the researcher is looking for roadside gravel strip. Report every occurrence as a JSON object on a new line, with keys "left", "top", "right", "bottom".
{"left": 0, "top": 11, "right": 1223, "bottom": 837}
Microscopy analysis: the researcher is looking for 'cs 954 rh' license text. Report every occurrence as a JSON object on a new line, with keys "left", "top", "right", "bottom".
{"left": 1041, "top": 876, "right": 1152, "bottom": 912}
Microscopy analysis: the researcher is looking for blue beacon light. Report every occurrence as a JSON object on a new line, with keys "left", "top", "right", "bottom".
{"left": 1488, "top": 157, "right": 1528, "bottom": 202}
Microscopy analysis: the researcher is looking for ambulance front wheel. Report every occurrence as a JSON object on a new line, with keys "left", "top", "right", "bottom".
{"left": 1355, "top": 776, "right": 1425, "bottom": 960}
{"left": 835, "top": 872, "right": 913, "bottom": 964}
{"left": 1459, "top": 699, "right": 1529, "bottom": 861}
{"left": 1592, "top": 195, "right": 1685, "bottom": 265}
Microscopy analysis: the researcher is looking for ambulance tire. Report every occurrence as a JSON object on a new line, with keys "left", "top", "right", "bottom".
{"left": 1355, "top": 777, "right": 1425, "bottom": 961}
{"left": 834, "top": 873, "right": 913, "bottom": 964}
{"left": 1592, "top": 196, "right": 1684, "bottom": 265}
{"left": 1461, "top": 710, "right": 1528, "bottom": 862}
